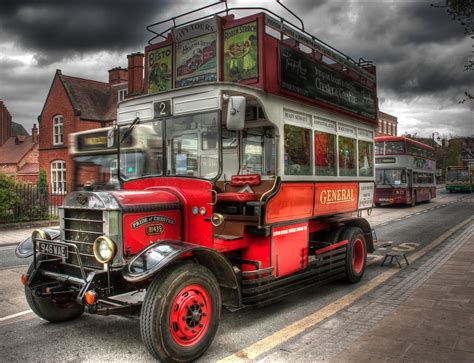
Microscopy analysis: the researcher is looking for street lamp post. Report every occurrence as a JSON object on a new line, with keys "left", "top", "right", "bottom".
{"left": 432, "top": 132, "right": 441, "bottom": 147}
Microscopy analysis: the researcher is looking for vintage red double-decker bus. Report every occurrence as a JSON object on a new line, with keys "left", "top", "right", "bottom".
{"left": 17, "top": 3, "right": 378, "bottom": 361}
{"left": 374, "top": 136, "right": 436, "bottom": 206}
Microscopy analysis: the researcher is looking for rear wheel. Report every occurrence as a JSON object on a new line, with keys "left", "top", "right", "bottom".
{"left": 341, "top": 227, "right": 367, "bottom": 283}
{"left": 141, "top": 263, "right": 221, "bottom": 362}
{"left": 25, "top": 261, "right": 84, "bottom": 323}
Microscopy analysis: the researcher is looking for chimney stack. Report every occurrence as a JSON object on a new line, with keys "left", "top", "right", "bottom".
{"left": 108, "top": 67, "right": 128, "bottom": 85}
{"left": 0, "top": 99, "right": 12, "bottom": 146}
{"left": 32, "top": 123, "right": 38, "bottom": 143}
{"left": 127, "top": 53, "right": 144, "bottom": 97}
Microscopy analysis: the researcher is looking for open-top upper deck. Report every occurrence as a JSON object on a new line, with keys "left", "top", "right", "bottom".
{"left": 140, "top": 2, "right": 377, "bottom": 126}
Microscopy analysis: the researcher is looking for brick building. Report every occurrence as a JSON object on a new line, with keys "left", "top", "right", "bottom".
{"left": 0, "top": 100, "right": 39, "bottom": 183}
{"left": 38, "top": 67, "right": 129, "bottom": 197}
{"left": 376, "top": 111, "right": 398, "bottom": 137}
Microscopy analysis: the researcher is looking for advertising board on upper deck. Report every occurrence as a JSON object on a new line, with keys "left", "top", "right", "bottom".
{"left": 144, "top": 11, "right": 378, "bottom": 126}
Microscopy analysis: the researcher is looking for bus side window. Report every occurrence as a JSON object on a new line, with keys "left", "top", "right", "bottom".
{"left": 242, "top": 127, "right": 276, "bottom": 176}
{"left": 284, "top": 125, "right": 311, "bottom": 175}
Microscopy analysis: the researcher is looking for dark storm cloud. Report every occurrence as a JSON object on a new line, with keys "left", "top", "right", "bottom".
{"left": 297, "top": 0, "right": 472, "bottom": 99}
{"left": 0, "top": 0, "right": 178, "bottom": 65}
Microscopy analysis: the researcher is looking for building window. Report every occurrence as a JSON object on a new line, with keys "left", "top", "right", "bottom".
{"left": 383, "top": 121, "right": 387, "bottom": 134}
{"left": 387, "top": 123, "right": 392, "bottom": 135}
{"left": 53, "top": 115, "right": 63, "bottom": 145}
{"left": 51, "top": 160, "right": 66, "bottom": 194}
{"left": 393, "top": 124, "right": 396, "bottom": 136}
{"left": 378, "top": 121, "right": 382, "bottom": 133}
{"left": 118, "top": 89, "right": 128, "bottom": 102}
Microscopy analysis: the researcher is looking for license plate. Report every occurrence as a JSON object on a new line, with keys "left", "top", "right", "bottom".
{"left": 378, "top": 198, "right": 389, "bottom": 202}
{"left": 38, "top": 241, "right": 68, "bottom": 258}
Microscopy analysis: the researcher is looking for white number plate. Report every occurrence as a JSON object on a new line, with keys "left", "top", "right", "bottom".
{"left": 38, "top": 241, "right": 68, "bottom": 258}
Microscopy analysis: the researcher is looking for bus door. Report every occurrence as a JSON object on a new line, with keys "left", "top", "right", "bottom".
{"left": 407, "top": 169, "right": 414, "bottom": 198}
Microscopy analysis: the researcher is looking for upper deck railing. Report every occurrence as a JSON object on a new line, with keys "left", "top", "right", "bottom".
{"left": 146, "top": 0, "right": 376, "bottom": 83}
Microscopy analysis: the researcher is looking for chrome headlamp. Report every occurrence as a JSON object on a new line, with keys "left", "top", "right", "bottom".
{"left": 93, "top": 236, "right": 117, "bottom": 264}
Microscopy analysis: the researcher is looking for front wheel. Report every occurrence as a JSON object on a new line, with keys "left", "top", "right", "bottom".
{"left": 341, "top": 227, "right": 367, "bottom": 283}
{"left": 25, "top": 262, "right": 84, "bottom": 323}
{"left": 141, "top": 263, "right": 221, "bottom": 362}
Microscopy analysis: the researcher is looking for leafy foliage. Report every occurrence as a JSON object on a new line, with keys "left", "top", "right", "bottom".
{"left": 432, "top": 0, "right": 473, "bottom": 103}
{"left": 0, "top": 172, "right": 20, "bottom": 221}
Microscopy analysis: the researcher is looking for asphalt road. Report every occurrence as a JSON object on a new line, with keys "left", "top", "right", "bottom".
{"left": 0, "top": 190, "right": 472, "bottom": 362}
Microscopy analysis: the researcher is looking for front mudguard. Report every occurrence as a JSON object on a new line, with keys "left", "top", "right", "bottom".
{"left": 15, "top": 228, "right": 60, "bottom": 258}
{"left": 122, "top": 240, "right": 241, "bottom": 308}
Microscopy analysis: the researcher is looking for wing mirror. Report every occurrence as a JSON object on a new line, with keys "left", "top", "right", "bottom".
{"left": 225, "top": 95, "right": 246, "bottom": 131}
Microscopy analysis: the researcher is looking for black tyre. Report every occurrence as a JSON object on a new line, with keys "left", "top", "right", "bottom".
{"left": 25, "top": 262, "right": 84, "bottom": 323}
{"left": 140, "top": 263, "right": 221, "bottom": 362}
{"left": 341, "top": 227, "right": 367, "bottom": 283}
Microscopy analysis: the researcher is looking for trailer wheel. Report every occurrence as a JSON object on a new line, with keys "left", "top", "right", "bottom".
{"left": 141, "top": 263, "right": 221, "bottom": 362}
{"left": 24, "top": 261, "right": 84, "bottom": 323}
{"left": 341, "top": 227, "right": 367, "bottom": 283}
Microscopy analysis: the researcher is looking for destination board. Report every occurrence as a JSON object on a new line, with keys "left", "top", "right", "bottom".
{"left": 279, "top": 44, "right": 377, "bottom": 121}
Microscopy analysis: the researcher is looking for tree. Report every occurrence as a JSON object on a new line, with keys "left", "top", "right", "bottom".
{"left": 432, "top": 0, "right": 474, "bottom": 103}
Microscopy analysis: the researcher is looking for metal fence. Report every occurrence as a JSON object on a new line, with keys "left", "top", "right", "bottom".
{"left": 0, "top": 184, "right": 66, "bottom": 224}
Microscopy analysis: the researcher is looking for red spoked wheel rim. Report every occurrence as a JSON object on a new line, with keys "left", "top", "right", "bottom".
{"left": 169, "top": 284, "right": 211, "bottom": 347}
{"left": 352, "top": 238, "right": 365, "bottom": 274}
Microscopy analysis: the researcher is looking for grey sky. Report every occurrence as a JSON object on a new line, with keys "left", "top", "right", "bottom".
{"left": 0, "top": 0, "right": 472, "bottom": 137}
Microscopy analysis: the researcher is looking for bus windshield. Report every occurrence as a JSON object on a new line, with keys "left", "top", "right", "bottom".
{"left": 376, "top": 169, "right": 407, "bottom": 186}
{"left": 447, "top": 169, "right": 469, "bottom": 182}
{"left": 74, "top": 154, "right": 119, "bottom": 191}
{"left": 375, "top": 141, "right": 404, "bottom": 155}
{"left": 119, "top": 111, "right": 219, "bottom": 181}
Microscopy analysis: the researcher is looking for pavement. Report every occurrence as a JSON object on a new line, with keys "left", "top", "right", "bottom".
{"left": 332, "top": 224, "right": 474, "bottom": 362}
{"left": 0, "top": 226, "right": 58, "bottom": 247}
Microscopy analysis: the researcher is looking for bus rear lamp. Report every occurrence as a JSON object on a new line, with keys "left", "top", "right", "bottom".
{"left": 85, "top": 290, "right": 97, "bottom": 305}
{"left": 211, "top": 213, "right": 224, "bottom": 227}
{"left": 21, "top": 274, "right": 27, "bottom": 286}
{"left": 93, "top": 236, "right": 117, "bottom": 264}
{"left": 199, "top": 207, "right": 207, "bottom": 215}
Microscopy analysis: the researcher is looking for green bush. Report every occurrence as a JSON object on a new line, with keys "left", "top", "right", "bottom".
{"left": 0, "top": 172, "right": 20, "bottom": 221}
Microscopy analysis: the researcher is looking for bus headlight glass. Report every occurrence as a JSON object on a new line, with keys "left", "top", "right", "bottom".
{"left": 93, "top": 236, "right": 116, "bottom": 263}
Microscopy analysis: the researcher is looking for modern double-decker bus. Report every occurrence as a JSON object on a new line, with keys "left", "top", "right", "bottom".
{"left": 374, "top": 136, "right": 436, "bottom": 206}
{"left": 17, "top": 3, "right": 379, "bottom": 361}
{"left": 446, "top": 165, "right": 474, "bottom": 192}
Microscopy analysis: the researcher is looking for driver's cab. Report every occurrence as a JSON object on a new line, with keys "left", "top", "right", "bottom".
{"left": 212, "top": 95, "right": 278, "bottom": 240}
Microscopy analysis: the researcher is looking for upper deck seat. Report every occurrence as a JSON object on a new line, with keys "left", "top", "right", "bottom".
{"left": 217, "top": 174, "right": 261, "bottom": 202}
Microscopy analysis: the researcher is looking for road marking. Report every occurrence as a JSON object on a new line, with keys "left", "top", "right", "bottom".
{"left": 0, "top": 310, "right": 32, "bottom": 322}
{"left": 218, "top": 216, "right": 473, "bottom": 362}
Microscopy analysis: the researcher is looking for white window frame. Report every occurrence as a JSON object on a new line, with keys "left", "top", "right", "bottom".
{"left": 51, "top": 160, "right": 66, "bottom": 195}
{"left": 53, "top": 115, "right": 63, "bottom": 145}
{"left": 118, "top": 89, "right": 128, "bottom": 102}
